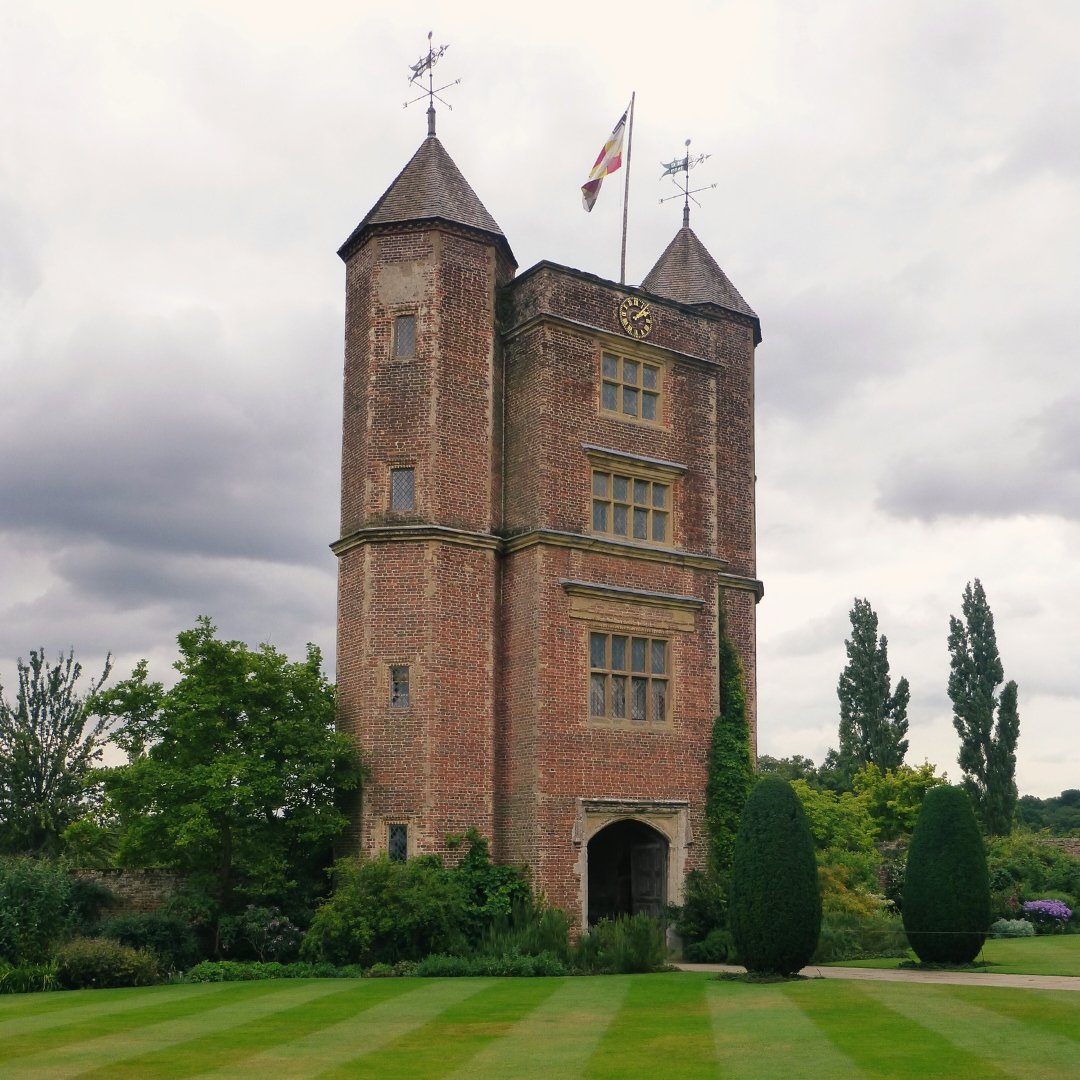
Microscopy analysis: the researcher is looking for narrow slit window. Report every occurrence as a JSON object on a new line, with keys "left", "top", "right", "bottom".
{"left": 388, "top": 823, "right": 408, "bottom": 862}
{"left": 393, "top": 314, "right": 416, "bottom": 358}
{"left": 390, "top": 665, "right": 410, "bottom": 708}
{"left": 390, "top": 468, "right": 415, "bottom": 511}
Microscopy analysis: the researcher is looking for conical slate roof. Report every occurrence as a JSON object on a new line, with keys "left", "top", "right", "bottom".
{"left": 642, "top": 226, "right": 758, "bottom": 330}
{"left": 338, "top": 134, "right": 513, "bottom": 263}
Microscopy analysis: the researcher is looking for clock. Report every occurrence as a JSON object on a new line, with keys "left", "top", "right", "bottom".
{"left": 618, "top": 296, "right": 653, "bottom": 339}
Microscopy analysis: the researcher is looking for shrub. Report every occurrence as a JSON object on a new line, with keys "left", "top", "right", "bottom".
{"left": 100, "top": 912, "right": 201, "bottom": 972}
{"left": 903, "top": 785, "right": 990, "bottom": 964}
{"left": 301, "top": 855, "right": 467, "bottom": 967}
{"left": 184, "top": 959, "right": 365, "bottom": 982}
{"left": 0, "top": 962, "right": 59, "bottom": 994}
{"left": 415, "top": 950, "right": 568, "bottom": 978}
{"left": 54, "top": 937, "right": 159, "bottom": 989}
{"left": 670, "top": 869, "right": 727, "bottom": 953}
{"left": 730, "top": 775, "right": 821, "bottom": 975}
{"left": 219, "top": 905, "right": 302, "bottom": 962}
{"left": 481, "top": 904, "right": 571, "bottom": 963}
{"left": 1022, "top": 899, "right": 1073, "bottom": 933}
{"left": 0, "top": 857, "right": 76, "bottom": 964}
{"left": 986, "top": 831, "right": 1080, "bottom": 914}
{"left": 573, "top": 914, "right": 667, "bottom": 974}
{"left": 812, "top": 910, "right": 908, "bottom": 963}
{"left": 989, "top": 918, "right": 1035, "bottom": 938}
{"left": 684, "top": 928, "right": 737, "bottom": 964}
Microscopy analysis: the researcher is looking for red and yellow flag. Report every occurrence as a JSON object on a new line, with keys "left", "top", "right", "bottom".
{"left": 581, "top": 109, "right": 628, "bottom": 212}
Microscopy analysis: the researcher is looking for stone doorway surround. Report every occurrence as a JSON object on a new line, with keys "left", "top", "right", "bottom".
{"left": 572, "top": 797, "right": 692, "bottom": 929}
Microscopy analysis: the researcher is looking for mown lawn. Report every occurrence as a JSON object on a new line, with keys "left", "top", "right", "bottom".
{"left": 1, "top": 971, "right": 1077, "bottom": 1078}
{"left": 832, "top": 933, "right": 1080, "bottom": 977}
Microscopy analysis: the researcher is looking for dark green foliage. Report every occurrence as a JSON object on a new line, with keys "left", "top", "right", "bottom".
{"left": 0, "top": 856, "right": 75, "bottom": 964}
{"left": 948, "top": 580, "right": 1020, "bottom": 836}
{"left": 450, "top": 828, "right": 533, "bottom": 938}
{"left": 986, "top": 830, "right": 1080, "bottom": 919}
{"left": 705, "top": 600, "right": 754, "bottom": 881}
{"left": 573, "top": 913, "right": 667, "bottom": 973}
{"left": 301, "top": 855, "right": 467, "bottom": 966}
{"left": 811, "top": 910, "right": 908, "bottom": 963}
{"left": 837, "top": 598, "right": 910, "bottom": 775}
{"left": 481, "top": 904, "right": 572, "bottom": 963}
{"left": 67, "top": 876, "right": 119, "bottom": 932}
{"left": 99, "top": 912, "right": 201, "bottom": 972}
{"left": 670, "top": 868, "right": 727, "bottom": 949}
{"left": 184, "top": 959, "right": 367, "bottom": 982}
{"left": 95, "top": 618, "right": 363, "bottom": 918}
{"left": 684, "top": 927, "right": 737, "bottom": 963}
{"left": 54, "top": 936, "right": 159, "bottom": 989}
{"left": 903, "top": 785, "right": 991, "bottom": 963}
{"left": 0, "top": 961, "right": 60, "bottom": 994}
{"left": 0, "top": 649, "right": 113, "bottom": 856}
{"left": 1017, "top": 791, "right": 1080, "bottom": 835}
{"left": 416, "top": 952, "right": 568, "bottom": 977}
{"left": 729, "top": 775, "right": 821, "bottom": 974}
{"left": 219, "top": 905, "right": 302, "bottom": 963}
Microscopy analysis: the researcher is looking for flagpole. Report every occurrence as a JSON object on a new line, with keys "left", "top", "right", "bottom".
{"left": 619, "top": 92, "right": 635, "bottom": 285}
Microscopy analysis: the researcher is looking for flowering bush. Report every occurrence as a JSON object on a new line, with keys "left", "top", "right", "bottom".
{"left": 989, "top": 918, "right": 1035, "bottom": 938}
{"left": 1022, "top": 899, "right": 1072, "bottom": 933}
{"left": 219, "top": 906, "right": 302, "bottom": 962}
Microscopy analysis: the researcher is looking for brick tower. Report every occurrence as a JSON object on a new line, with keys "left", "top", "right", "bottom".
{"left": 335, "top": 117, "right": 761, "bottom": 925}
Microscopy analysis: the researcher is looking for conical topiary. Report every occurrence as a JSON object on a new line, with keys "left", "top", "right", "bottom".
{"left": 902, "top": 784, "right": 990, "bottom": 964}
{"left": 729, "top": 774, "right": 821, "bottom": 974}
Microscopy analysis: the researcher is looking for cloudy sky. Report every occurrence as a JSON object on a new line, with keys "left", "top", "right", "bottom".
{"left": 2, "top": 1, "right": 1077, "bottom": 797}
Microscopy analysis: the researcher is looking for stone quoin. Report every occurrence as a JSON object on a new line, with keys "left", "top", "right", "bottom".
{"left": 333, "top": 121, "right": 762, "bottom": 927}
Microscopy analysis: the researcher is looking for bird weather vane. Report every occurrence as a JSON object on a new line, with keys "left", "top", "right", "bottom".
{"left": 660, "top": 139, "right": 717, "bottom": 224}
{"left": 404, "top": 31, "right": 460, "bottom": 115}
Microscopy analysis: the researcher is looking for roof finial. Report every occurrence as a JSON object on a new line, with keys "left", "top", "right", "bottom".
{"left": 404, "top": 31, "right": 460, "bottom": 137}
{"left": 660, "top": 138, "right": 716, "bottom": 227}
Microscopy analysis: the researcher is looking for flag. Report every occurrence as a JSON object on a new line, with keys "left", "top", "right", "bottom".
{"left": 581, "top": 109, "right": 628, "bottom": 212}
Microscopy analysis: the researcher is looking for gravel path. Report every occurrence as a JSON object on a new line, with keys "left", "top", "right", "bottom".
{"left": 676, "top": 962, "right": 1080, "bottom": 991}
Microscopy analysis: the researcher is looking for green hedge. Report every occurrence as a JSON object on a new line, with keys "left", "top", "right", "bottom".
{"left": 54, "top": 937, "right": 159, "bottom": 990}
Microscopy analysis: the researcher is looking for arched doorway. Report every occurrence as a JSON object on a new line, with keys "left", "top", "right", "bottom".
{"left": 586, "top": 819, "right": 668, "bottom": 925}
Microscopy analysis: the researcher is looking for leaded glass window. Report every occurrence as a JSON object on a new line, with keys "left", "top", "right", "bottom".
{"left": 393, "top": 314, "right": 416, "bottom": 358}
{"left": 390, "top": 468, "right": 415, "bottom": 511}
{"left": 600, "top": 352, "right": 662, "bottom": 423}
{"left": 591, "top": 469, "right": 669, "bottom": 544}
{"left": 388, "top": 823, "right": 408, "bottom": 862}
{"left": 588, "top": 631, "right": 669, "bottom": 724}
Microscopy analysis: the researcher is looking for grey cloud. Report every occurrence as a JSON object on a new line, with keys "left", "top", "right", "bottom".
{"left": 0, "top": 202, "right": 44, "bottom": 301}
{"left": 878, "top": 397, "right": 1080, "bottom": 522}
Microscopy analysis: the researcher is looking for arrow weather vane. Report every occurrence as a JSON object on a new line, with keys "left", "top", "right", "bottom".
{"left": 404, "top": 31, "right": 460, "bottom": 135}
{"left": 660, "top": 139, "right": 717, "bottom": 226}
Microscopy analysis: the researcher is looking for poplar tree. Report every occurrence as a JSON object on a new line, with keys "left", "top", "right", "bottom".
{"left": 0, "top": 649, "right": 113, "bottom": 855}
{"left": 836, "top": 598, "right": 910, "bottom": 774}
{"left": 947, "top": 579, "right": 1019, "bottom": 836}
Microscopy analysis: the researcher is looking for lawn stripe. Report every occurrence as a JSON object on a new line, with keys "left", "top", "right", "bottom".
{"left": 0, "top": 981, "right": 264, "bottom": 1057}
{"left": 861, "top": 982, "right": 1080, "bottom": 1079}
{"left": 4, "top": 979, "right": 354, "bottom": 1080}
{"left": 583, "top": 972, "right": 716, "bottom": 1079}
{"left": 74, "top": 979, "right": 421, "bottom": 1079}
{"left": 440, "top": 975, "right": 630, "bottom": 1079}
{"left": 0, "top": 983, "right": 237, "bottom": 1037}
{"left": 706, "top": 979, "right": 863, "bottom": 1079}
{"left": 948, "top": 984, "right": 1080, "bottom": 1040}
{"left": 193, "top": 977, "right": 496, "bottom": 1079}
{"left": 320, "top": 976, "right": 570, "bottom": 1079}
{"left": 787, "top": 980, "right": 1015, "bottom": 1079}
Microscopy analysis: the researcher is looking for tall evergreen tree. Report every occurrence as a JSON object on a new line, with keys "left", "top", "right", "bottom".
{"left": 705, "top": 599, "right": 754, "bottom": 881}
{"left": 836, "top": 598, "right": 910, "bottom": 774}
{"left": 947, "top": 579, "right": 1019, "bottom": 836}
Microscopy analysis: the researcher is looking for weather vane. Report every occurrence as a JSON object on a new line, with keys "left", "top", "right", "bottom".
{"left": 659, "top": 139, "right": 717, "bottom": 226}
{"left": 404, "top": 31, "right": 460, "bottom": 135}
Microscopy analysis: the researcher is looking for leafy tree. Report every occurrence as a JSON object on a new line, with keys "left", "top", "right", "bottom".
{"left": 756, "top": 754, "right": 819, "bottom": 784}
{"left": 836, "top": 599, "right": 909, "bottom": 776}
{"left": 852, "top": 762, "right": 948, "bottom": 842}
{"left": 705, "top": 599, "right": 754, "bottom": 881}
{"left": 0, "top": 649, "right": 113, "bottom": 855}
{"left": 947, "top": 580, "right": 1020, "bottom": 836}
{"left": 94, "top": 618, "right": 362, "bottom": 922}
{"left": 902, "top": 784, "right": 990, "bottom": 964}
{"left": 730, "top": 775, "right": 821, "bottom": 975}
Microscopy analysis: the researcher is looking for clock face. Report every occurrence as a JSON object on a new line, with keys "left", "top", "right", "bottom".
{"left": 618, "top": 296, "right": 653, "bottom": 339}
